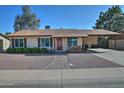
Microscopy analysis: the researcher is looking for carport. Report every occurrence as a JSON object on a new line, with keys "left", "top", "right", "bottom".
{"left": 109, "top": 33, "right": 124, "bottom": 49}
{"left": 86, "top": 30, "right": 120, "bottom": 49}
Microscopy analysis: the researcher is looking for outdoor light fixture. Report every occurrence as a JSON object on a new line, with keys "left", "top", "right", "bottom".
{"left": 105, "top": 36, "right": 108, "bottom": 39}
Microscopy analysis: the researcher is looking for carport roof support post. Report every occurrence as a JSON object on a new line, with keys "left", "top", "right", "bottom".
{"left": 82, "top": 37, "right": 85, "bottom": 52}
{"left": 115, "top": 35, "right": 117, "bottom": 49}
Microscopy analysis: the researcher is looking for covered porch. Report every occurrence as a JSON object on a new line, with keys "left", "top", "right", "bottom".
{"left": 52, "top": 35, "right": 97, "bottom": 52}
{"left": 51, "top": 29, "right": 119, "bottom": 52}
{"left": 52, "top": 35, "right": 120, "bottom": 53}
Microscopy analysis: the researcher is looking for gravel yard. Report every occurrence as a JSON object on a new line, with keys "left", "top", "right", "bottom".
{"left": 0, "top": 52, "right": 123, "bottom": 70}
{"left": 0, "top": 53, "right": 53, "bottom": 69}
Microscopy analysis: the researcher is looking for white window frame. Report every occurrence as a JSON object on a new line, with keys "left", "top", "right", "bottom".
{"left": 14, "top": 38, "right": 24, "bottom": 48}
{"left": 68, "top": 37, "right": 77, "bottom": 46}
{"left": 40, "top": 37, "right": 50, "bottom": 48}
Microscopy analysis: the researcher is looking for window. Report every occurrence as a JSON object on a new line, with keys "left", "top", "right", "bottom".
{"left": 15, "top": 39, "right": 24, "bottom": 48}
{"left": 41, "top": 37, "right": 50, "bottom": 47}
{"left": 68, "top": 37, "right": 77, "bottom": 46}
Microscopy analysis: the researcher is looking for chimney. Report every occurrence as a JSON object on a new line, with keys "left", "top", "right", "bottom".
{"left": 45, "top": 25, "right": 50, "bottom": 29}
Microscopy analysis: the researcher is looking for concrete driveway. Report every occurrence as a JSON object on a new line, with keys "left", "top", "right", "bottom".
{"left": 0, "top": 50, "right": 123, "bottom": 69}
{"left": 89, "top": 48, "right": 124, "bottom": 66}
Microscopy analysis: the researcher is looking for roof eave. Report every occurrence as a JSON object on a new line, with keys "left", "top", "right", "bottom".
{"left": 88, "top": 33, "right": 120, "bottom": 36}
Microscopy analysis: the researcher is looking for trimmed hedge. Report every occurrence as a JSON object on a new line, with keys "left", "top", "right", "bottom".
{"left": 7, "top": 48, "right": 48, "bottom": 53}
{"left": 40, "top": 48, "right": 48, "bottom": 53}
{"left": 22, "top": 48, "right": 31, "bottom": 53}
{"left": 6, "top": 48, "right": 15, "bottom": 53}
{"left": 30, "top": 48, "right": 40, "bottom": 53}
{"left": 15, "top": 48, "right": 23, "bottom": 53}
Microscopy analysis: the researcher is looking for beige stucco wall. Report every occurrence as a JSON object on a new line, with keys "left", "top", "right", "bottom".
{"left": 85, "top": 36, "right": 98, "bottom": 47}
{"left": 109, "top": 40, "right": 124, "bottom": 49}
{"left": 54, "top": 37, "right": 83, "bottom": 51}
{"left": 8, "top": 36, "right": 98, "bottom": 51}
{"left": 9, "top": 36, "right": 52, "bottom": 49}
{"left": 9, "top": 37, "right": 38, "bottom": 48}
{"left": 27, "top": 37, "right": 38, "bottom": 48}
{"left": 54, "top": 36, "right": 98, "bottom": 51}
{"left": 62, "top": 38, "right": 68, "bottom": 51}
{"left": 0, "top": 36, "right": 10, "bottom": 50}
{"left": 78, "top": 37, "right": 83, "bottom": 48}
{"left": 109, "top": 40, "right": 115, "bottom": 49}
{"left": 116, "top": 40, "right": 124, "bottom": 49}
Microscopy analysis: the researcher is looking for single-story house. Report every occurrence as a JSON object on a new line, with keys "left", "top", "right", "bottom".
{"left": 7, "top": 29, "right": 119, "bottom": 52}
{"left": 0, "top": 33, "right": 10, "bottom": 51}
{"left": 109, "top": 31, "right": 124, "bottom": 50}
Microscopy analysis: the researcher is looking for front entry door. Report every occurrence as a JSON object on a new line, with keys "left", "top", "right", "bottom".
{"left": 57, "top": 38, "right": 62, "bottom": 50}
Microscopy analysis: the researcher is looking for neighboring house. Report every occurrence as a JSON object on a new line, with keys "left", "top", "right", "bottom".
{"left": 109, "top": 32, "right": 124, "bottom": 50}
{"left": 0, "top": 33, "right": 10, "bottom": 51}
{"left": 7, "top": 29, "right": 119, "bottom": 52}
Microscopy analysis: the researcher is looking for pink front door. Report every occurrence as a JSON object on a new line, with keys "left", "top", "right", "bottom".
{"left": 57, "top": 38, "right": 62, "bottom": 50}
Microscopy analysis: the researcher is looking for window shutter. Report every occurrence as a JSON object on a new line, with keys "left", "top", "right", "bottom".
{"left": 67, "top": 38, "right": 70, "bottom": 46}
{"left": 50, "top": 37, "right": 53, "bottom": 47}
{"left": 38, "top": 38, "right": 40, "bottom": 48}
{"left": 24, "top": 38, "right": 27, "bottom": 48}
{"left": 12, "top": 38, "right": 14, "bottom": 48}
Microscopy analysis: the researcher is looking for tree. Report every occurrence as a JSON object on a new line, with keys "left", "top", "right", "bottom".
{"left": 93, "top": 6, "right": 124, "bottom": 48}
{"left": 93, "top": 5, "right": 123, "bottom": 32}
{"left": 111, "top": 15, "right": 124, "bottom": 32}
{"left": 14, "top": 5, "right": 40, "bottom": 32}
{"left": 5, "top": 32, "right": 11, "bottom": 35}
{"left": 14, "top": 15, "right": 22, "bottom": 31}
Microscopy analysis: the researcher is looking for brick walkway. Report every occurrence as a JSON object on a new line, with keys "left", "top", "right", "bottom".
{"left": 44, "top": 55, "right": 70, "bottom": 69}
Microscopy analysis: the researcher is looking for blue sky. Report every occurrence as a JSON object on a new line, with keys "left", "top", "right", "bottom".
{"left": 0, "top": 5, "right": 124, "bottom": 34}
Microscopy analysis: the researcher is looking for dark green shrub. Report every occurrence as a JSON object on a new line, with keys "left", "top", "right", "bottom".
{"left": 14, "top": 48, "right": 23, "bottom": 53}
{"left": 7, "top": 48, "right": 48, "bottom": 53}
{"left": 7, "top": 48, "right": 15, "bottom": 53}
{"left": 22, "top": 48, "right": 31, "bottom": 53}
{"left": 30, "top": 48, "right": 40, "bottom": 53}
{"left": 40, "top": 48, "right": 48, "bottom": 53}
